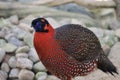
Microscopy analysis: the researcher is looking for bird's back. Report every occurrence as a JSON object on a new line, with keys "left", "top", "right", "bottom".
{"left": 55, "top": 24, "right": 101, "bottom": 62}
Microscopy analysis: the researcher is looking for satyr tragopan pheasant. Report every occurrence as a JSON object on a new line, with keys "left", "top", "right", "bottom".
{"left": 31, "top": 18, "right": 118, "bottom": 80}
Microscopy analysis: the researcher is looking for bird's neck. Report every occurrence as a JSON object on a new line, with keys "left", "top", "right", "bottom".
{"left": 47, "top": 24, "right": 55, "bottom": 37}
{"left": 34, "top": 32, "right": 64, "bottom": 60}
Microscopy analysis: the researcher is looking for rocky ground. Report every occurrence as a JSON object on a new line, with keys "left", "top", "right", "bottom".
{"left": 0, "top": 2, "right": 120, "bottom": 80}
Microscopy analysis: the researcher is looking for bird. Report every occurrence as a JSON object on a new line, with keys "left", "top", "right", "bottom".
{"left": 31, "top": 17, "right": 118, "bottom": 80}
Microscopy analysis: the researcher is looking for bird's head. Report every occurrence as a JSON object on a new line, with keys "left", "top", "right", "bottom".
{"left": 31, "top": 18, "right": 51, "bottom": 32}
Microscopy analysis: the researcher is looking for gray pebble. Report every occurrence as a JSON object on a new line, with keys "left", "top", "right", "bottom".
{"left": 23, "top": 33, "right": 33, "bottom": 47}
{"left": 12, "top": 27, "right": 27, "bottom": 40}
{"left": 2, "top": 43, "right": 17, "bottom": 53}
{"left": 46, "top": 75, "right": 60, "bottom": 80}
{"left": 16, "top": 46, "right": 29, "bottom": 53}
{"left": 5, "top": 33, "right": 16, "bottom": 41}
{"left": 28, "top": 48, "right": 39, "bottom": 63}
{"left": 18, "top": 69, "right": 34, "bottom": 80}
{"left": 8, "top": 15, "right": 19, "bottom": 25}
{"left": 1, "top": 62, "right": 10, "bottom": 73}
{"left": 8, "top": 37, "right": 24, "bottom": 47}
{"left": 115, "top": 29, "right": 120, "bottom": 38}
{"left": 0, "top": 70, "right": 8, "bottom": 80}
{"left": 35, "top": 72, "right": 47, "bottom": 80}
{"left": 0, "top": 39, "right": 7, "bottom": 47}
{"left": 109, "top": 42, "right": 120, "bottom": 59}
{"left": 8, "top": 56, "right": 17, "bottom": 68}
{"left": 16, "top": 53, "right": 28, "bottom": 58}
{"left": 0, "top": 48, "right": 6, "bottom": 63}
{"left": 18, "top": 23, "right": 33, "bottom": 32}
{"left": 9, "top": 68, "right": 20, "bottom": 79}
{"left": 0, "top": 31, "right": 6, "bottom": 38}
{"left": 16, "top": 58, "right": 33, "bottom": 69}
{"left": 33, "top": 61, "right": 46, "bottom": 73}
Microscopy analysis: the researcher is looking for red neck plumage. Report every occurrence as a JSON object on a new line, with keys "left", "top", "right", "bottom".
{"left": 33, "top": 25, "right": 62, "bottom": 60}
{"left": 47, "top": 24, "right": 55, "bottom": 37}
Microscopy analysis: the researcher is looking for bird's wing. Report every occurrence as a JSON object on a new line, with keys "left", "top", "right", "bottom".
{"left": 55, "top": 24, "right": 101, "bottom": 62}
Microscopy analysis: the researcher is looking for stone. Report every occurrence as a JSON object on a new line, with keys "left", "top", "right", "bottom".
{"left": 0, "top": 31, "right": 6, "bottom": 38}
{"left": 9, "top": 68, "right": 20, "bottom": 79}
{"left": 102, "top": 35, "right": 117, "bottom": 47}
{"left": 99, "top": 9, "right": 115, "bottom": 17}
{"left": 18, "top": 69, "right": 34, "bottom": 80}
{"left": 1, "top": 25, "right": 11, "bottom": 34}
{"left": 16, "top": 53, "right": 28, "bottom": 58}
{"left": 71, "top": 18, "right": 85, "bottom": 26}
{"left": 99, "top": 29, "right": 118, "bottom": 47}
{"left": 108, "top": 19, "right": 120, "bottom": 30}
{"left": 54, "top": 3, "right": 92, "bottom": 17}
{"left": 23, "top": 33, "right": 33, "bottom": 47}
{"left": 28, "top": 48, "right": 39, "bottom": 63}
{"left": 0, "top": 48, "right": 6, "bottom": 63}
{"left": 19, "top": 15, "right": 34, "bottom": 32}
{"left": 18, "top": 0, "right": 33, "bottom": 3}
{"left": 102, "top": 45, "right": 110, "bottom": 56}
{"left": 0, "top": 39, "right": 7, "bottom": 47}
{"left": 19, "top": 0, "right": 54, "bottom": 4}
{"left": 46, "top": 17, "right": 60, "bottom": 29}
{"left": 16, "top": 46, "right": 29, "bottom": 53}
{"left": 19, "top": 15, "right": 34, "bottom": 26}
{"left": 5, "top": 33, "right": 16, "bottom": 41}
{"left": 33, "top": 61, "right": 46, "bottom": 73}
{"left": 8, "top": 37, "right": 24, "bottom": 47}
{"left": 0, "top": 70, "right": 8, "bottom": 80}
{"left": 18, "top": 23, "right": 33, "bottom": 32}
{"left": 2, "top": 43, "right": 17, "bottom": 53}
{"left": 16, "top": 58, "right": 33, "bottom": 69}
{"left": 85, "top": 20, "right": 99, "bottom": 27}
{"left": 35, "top": 72, "right": 47, "bottom": 80}
{"left": 58, "top": 18, "right": 71, "bottom": 26}
{"left": 1, "top": 63, "right": 10, "bottom": 73}
{"left": 8, "top": 15, "right": 19, "bottom": 25}
{"left": 115, "top": 29, "right": 120, "bottom": 38}
{"left": 0, "top": 18, "right": 13, "bottom": 28}
{"left": 46, "top": 75, "right": 60, "bottom": 80}
{"left": 8, "top": 56, "right": 17, "bottom": 68}
{"left": 104, "top": 30, "right": 114, "bottom": 36}
{"left": 109, "top": 42, "right": 120, "bottom": 60}
{"left": 12, "top": 27, "right": 27, "bottom": 40}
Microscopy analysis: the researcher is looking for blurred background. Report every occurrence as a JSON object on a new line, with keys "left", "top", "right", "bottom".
{"left": 0, "top": 0, "right": 120, "bottom": 80}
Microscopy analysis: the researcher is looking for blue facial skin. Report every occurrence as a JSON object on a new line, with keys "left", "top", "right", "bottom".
{"left": 32, "top": 18, "right": 49, "bottom": 32}
{"left": 34, "top": 22, "right": 43, "bottom": 32}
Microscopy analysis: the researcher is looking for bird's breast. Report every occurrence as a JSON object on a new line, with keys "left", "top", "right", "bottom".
{"left": 33, "top": 32, "right": 97, "bottom": 79}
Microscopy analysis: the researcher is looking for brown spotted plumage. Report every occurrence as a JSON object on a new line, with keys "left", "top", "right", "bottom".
{"left": 32, "top": 18, "right": 118, "bottom": 80}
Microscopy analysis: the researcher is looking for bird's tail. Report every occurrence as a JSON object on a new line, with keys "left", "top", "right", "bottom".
{"left": 97, "top": 50, "right": 118, "bottom": 75}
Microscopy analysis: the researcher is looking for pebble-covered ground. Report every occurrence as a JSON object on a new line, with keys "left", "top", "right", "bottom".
{"left": 0, "top": 9, "right": 120, "bottom": 80}
{"left": 0, "top": 15, "right": 47, "bottom": 80}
